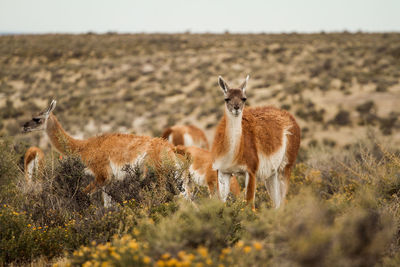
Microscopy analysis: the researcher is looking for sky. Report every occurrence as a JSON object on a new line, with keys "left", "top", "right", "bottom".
{"left": 0, "top": 0, "right": 399, "bottom": 34}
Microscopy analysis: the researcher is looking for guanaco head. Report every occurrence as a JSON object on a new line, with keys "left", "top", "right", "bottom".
{"left": 22, "top": 100, "right": 57, "bottom": 133}
{"left": 218, "top": 75, "right": 249, "bottom": 117}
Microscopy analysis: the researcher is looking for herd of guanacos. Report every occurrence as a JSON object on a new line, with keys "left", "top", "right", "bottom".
{"left": 22, "top": 75, "right": 300, "bottom": 210}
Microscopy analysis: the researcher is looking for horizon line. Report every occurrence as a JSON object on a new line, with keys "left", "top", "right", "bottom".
{"left": 1, "top": 29, "right": 400, "bottom": 36}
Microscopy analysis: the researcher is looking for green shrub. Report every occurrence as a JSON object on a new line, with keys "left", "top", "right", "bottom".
{"left": 135, "top": 199, "right": 255, "bottom": 258}
{"left": 0, "top": 205, "right": 69, "bottom": 264}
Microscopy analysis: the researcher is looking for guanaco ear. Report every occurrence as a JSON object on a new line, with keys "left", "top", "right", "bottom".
{"left": 218, "top": 76, "right": 229, "bottom": 95}
{"left": 45, "top": 100, "right": 57, "bottom": 115}
{"left": 240, "top": 75, "right": 250, "bottom": 93}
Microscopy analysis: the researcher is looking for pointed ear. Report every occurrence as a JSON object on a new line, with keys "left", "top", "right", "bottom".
{"left": 240, "top": 75, "right": 250, "bottom": 93}
{"left": 46, "top": 100, "right": 57, "bottom": 114}
{"left": 218, "top": 76, "right": 229, "bottom": 95}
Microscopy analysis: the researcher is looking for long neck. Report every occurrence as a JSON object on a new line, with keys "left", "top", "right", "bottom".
{"left": 45, "top": 114, "right": 85, "bottom": 155}
{"left": 224, "top": 107, "right": 243, "bottom": 158}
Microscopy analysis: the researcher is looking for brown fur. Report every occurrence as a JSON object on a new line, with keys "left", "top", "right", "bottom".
{"left": 24, "top": 146, "right": 45, "bottom": 181}
{"left": 212, "top": 76, "right": 301, "bottom": 209}
{"left": 175, "top": 145, "right": 240, "bottom": 196}
{"left": 162, "top": 125, "right": 209, "bottom": 149}
{"left": 41, "top": 114, "right": 177, "bottom": 194}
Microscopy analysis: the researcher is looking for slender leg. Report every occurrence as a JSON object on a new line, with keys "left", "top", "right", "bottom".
{"left": 245, "top": 172, "right": 256, "bottom": 210}
{"left": 280, "top": 176, "right": 288, "bottom": 203}
{"left": 218, "top": 171, "right": 232, "bottom": 202}
{"left": 244, "top": 172, "right": 249, "bottom": 192}
{"left": 83, "top": 181, "right": 97, "bottom": 194}
{"left": 102, "top": 188, "right": 113, "bottom": 208}
{"left": 180, "top": 181, "right": 192, "bottom": 201}
{"left": 280, "top": 165, "right": 292, "bottom": 206}
{"left": 265, "top": 170, "right": 281, "bottom": 209}
{"left": 229, "top": 176, "right": 241, "bottom": 197}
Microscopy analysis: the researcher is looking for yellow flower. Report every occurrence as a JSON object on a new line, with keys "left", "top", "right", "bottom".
{"left": 253, "top": 242, "right": 262, "bottom": 251}
{"left": 98, "top": 244, "right": 107, "bottom": 251}
{"left": 197, "top": 246, "right": 208, "bottom": 258}
{"left": 82, "top": 262, "right": 92, "bottom": 267}
{"left": 166, "top": 258, "right": 178, "bottom": 266}
{"left": 27, "top": 224, "right": 31, "bottom": 227}
{"left": 236, "top": 241, "right": 244, "bottom": 248}
{"left": 128, "top": 240, "right": 139, "bottom": 250}
{"left": 177, "top": 250, "right": 186, "bottom": 259}
{"left": 221, "top": 248, "right": 231, "bottom": 255}
{"left": 218, "top": 265, "right": 225, "bottom": 267}
{"left": 186, "top": 253, "right": 195, "bottom": 262}
{"left": 111, "top": 251, "right": 121, "bottom": 260}
{"left": 143, "top": 256, "right": 151, "bottom": 264}
{"left": 100, "top": 262, "right": 112, "bottom": 267}
{"left": 156, "top": 260, "right": 165, "bottom": 267}
{"left": 161, "top": 253, "right": 171, "bottom": 259}
{"left": 206, "top": 258, "right": 212, "bottom": 265}
{"left": 243, "top": 246, "right": 252, "bottom": 253}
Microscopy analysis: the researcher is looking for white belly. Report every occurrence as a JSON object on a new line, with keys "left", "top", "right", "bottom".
{"left": 109, "top": 152, "right": 147, "bottom": 181}
{"left": 256, "top": 132, "right": 288, "bottom": 180}
{"left": 189, "top": 165, "right": 206, "bottom": 186}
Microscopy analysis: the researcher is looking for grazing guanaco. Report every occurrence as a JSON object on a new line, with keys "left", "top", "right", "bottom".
{"left": 212, "top": 76, "right": 300, "bottom": 209}
{"left": 24, "top": 146, "right": 45, "bottom": 181}
{"left": 22, "top": 100, "right": 186, "bottom": 205}
{"left": 162, "top": 125, "right": 209, "bottom": 149}
{"left": 174, "top": 145, "right": 240, "bottom": 197}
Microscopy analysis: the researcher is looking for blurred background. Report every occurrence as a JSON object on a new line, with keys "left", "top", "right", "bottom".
{"left": 1, "top": 0, "right": 400, "bottom": 150}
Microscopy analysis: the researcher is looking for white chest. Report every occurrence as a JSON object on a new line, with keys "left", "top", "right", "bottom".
{"left": 212, "top": 113, "right": 243, "bottom": 173}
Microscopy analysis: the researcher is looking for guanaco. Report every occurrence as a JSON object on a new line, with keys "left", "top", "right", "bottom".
{"left": 162, "top": 125, "right": 209, "bottom": 149}
{"left": 211, "top": 76, "right": 300, "bottom": 209}
{"left": 22, "top": 100, "right": 186, "bottom": 206}
{"left": 24, "top": 146, "right": 45, "bottom": 181}
{"left": 174, "top": 145, "right": 240, "bottom": 197}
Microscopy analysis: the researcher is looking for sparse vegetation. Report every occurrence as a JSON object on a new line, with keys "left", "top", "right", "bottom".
{"left": 1, "top": 134, "right": 400, "bottom": 266}
{"left": 1, "top": 33, "right": 399, "bottom": 146}
{"left": 1, "top": 33, "right": 400, "bottom": 266}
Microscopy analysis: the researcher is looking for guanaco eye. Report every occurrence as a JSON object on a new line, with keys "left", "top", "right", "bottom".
{"left": 33, "top": 118, "right": 41, "bottom": 123}
{"left": 224, "top": 98, "right": 230, "bottom": 102}
{"left": 242, "top": 98, "right": 247, "bottom": 102}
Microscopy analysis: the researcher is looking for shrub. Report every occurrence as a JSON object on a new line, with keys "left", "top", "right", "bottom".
{"left": 0, "top": 205, "right": 69, "bottom": 264}
{"left": 332, "top": 110, "right": 351, "bottom": 126}
{"left": 135, "top": 199, "right": 255, "bottom": 258}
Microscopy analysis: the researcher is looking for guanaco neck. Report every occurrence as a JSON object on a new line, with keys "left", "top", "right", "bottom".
{"left": 224, "top": 106, "right": 243, "bottom": 160}
{"left": 45, "top": 114, "right": 86, "bottom": 155}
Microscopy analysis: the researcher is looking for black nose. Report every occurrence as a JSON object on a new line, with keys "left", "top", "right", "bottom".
{"left": 234, "top": 106, "right": 240, "bottom": 110}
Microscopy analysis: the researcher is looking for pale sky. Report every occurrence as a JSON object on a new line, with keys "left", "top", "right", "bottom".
{"left": 0, "top": 0, "right": 399, "bottom": 34}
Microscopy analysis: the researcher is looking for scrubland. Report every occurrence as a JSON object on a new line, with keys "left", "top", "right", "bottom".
{"left": 1, "top": 33, "right": 400, "bottom": 266}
